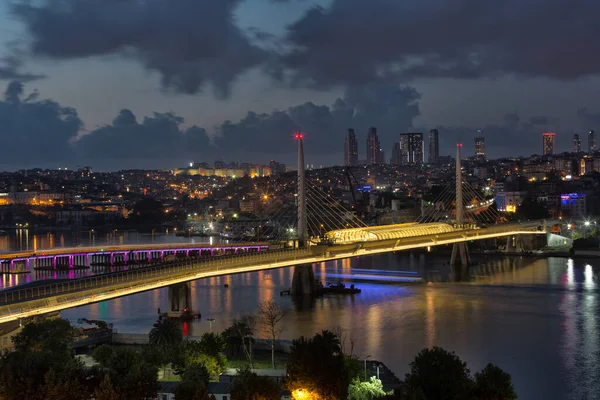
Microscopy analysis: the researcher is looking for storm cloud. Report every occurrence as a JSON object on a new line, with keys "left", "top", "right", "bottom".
{"left": 277, "top": 0, "right": 600, "bottom": 88}
{"left": 215, "top": 83, "right": 421, "bottom": 158}
{"left": 0, "top": 81, "right": 81, "bottom": 169}
{"left": 74, "top": 109, "right": 211, "bottom": 167}
{"left": 12, "top": 0, "right": 265, "bottom": 97}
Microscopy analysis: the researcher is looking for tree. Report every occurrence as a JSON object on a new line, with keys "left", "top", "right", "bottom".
{"left": 402, "top": 347, "right": 472, "bottom": 400}
{"left": 258, "top": 300, "right": 284, "bottom": 368}
{"left": 174, "top": 338, "right": 226, "bottom": 379}
{"left": 13, "top": 318, "right": 75, "bottom": 353}
{"left": 348, "top": 377, "right": 388, "bottom": 400}
{"left": 473, "top": 363, "right": 518, "bottom": 400}
{"left": 231, "top": 366, "right": 281, "bottom": 400}
{"left": 228, "top": 316, "right": 256, "bottom": 367}
{"left": 175, "top": 363, "right": 211, "bottom": 400}
{"left": 93, "top": 344, "right": 115, "bottom": 367}
{"left": 286, "top": 330, "right": 349, "bottom": 400}
{"left": 130, "top": 197, "right": 166, "bottom": 225}
{"left": 93, "top": 375, "right": 119, "bottom": 400}
{"left": 149, "top": 318, "right": 183, "bottom": 355}
{"left": 107, "top": 348, "right": 160, "bottom": 400}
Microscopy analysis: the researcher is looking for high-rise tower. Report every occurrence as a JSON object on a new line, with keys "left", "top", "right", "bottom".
{"left": 428, "top": 129, "right": 439, "bottom": 165}
{"left": 366, "top": 127, "right": 381, "bottom": 165}
{"left": 399, "top": 133, "right": 424, "bottom": 164}
{"left": 542, "top": 132, "right": 555, "bottom": 156}
{"left": 589, "top": 130, "right": 597, "bottom": 153}
{"left": 475, "top": 137, "right": 485, "bottom": 157}
{"left": 344, "top": 129, "right": 358, "bottom": 166}
{"left": 573, "top": 134, "right": 582, "bottom": 153}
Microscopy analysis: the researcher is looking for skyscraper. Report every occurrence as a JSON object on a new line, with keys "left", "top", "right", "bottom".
{"left": 428, "top": 129, "right": 439, "bottom": 165}
{"left": 573, "top": 133, "right": 581, "bottom": 153}
{"left": 475, "top": 137, "right": 485, "bottom": 157}
{"left": 399, "top": 133, "right": 424, "bottom": 164}
{"left": 589, "top": 130, "right": 597, "bottom": 153}
{"left": 344, "top": 129, "right": 358, "bottom": 166}
{"left": 366, "top": 127, "right": 381, "bottom": 165}
{"left": 542, "top": 132, "right": 555, "bottom": 156}
{"left": 390, "top": 142, "right": 401, "bottom": 165}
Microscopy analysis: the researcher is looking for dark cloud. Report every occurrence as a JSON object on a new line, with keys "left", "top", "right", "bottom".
{"left": 74, "top": 110, "right": 211, "bottom": 165}
{"left": 577, "top": 108, "right": 600, "bottom": 129}
{"left": 528, "top": 116, "right": 551, "bottom": 125}
{"left": 0, "top": 81, "right": 81, "bottom": 169}
{"left": 215, "top": 83, "right": 420, "bottom": 157}
{"left": 0, "top": 47, "right": 44, "bottom": 82}
{"left": 12, "top": 0, "right": 265, "bottom": 97}
{"left": 276, "top": 0, "right": 600, "bottom": 88}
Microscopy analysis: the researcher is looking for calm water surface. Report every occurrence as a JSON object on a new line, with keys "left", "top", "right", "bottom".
{"left": 2, "top": 232, "right": 599, "bottom": 399}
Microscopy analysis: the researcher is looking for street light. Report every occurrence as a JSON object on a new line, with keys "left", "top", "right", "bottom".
{"left": 364, "top": 355, "right": 371, "bottom": 380}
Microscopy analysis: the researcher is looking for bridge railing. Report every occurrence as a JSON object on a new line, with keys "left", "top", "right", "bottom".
{"left": 0, "top": 247, "right": 312, "bottom": 314}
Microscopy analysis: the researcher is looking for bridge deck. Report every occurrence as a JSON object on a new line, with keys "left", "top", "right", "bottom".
{"left": 0, "top": 223, "right": 545, "bottom": 324}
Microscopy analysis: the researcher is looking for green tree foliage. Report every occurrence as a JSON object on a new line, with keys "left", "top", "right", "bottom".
{"left": 149, "top": 318, "right": 183, "bottom": 355}
{"left": 348, "top": 377, "right": 388, "bottom": 400}
{"left": 230, "top": 366, "right": 281, "bottom": 400}
{"left": 130, "top": 197, "right": 166, "bottom": 225}
{"left": 223, "top": 316, "right": 256, "bottom": 365}
{"left": 92, "top": 344, "right": 115, "bottom": 367}
{"left": 0, "top": 319, "right": 88, "bottom": 400}
{"left": 174, "top": 363, "right": 211, "bottom": 400}
{"left": 106, "top": 347, "right": 160, "bottom": 400}
{"left": 402, "top": 347, "right": 472, "bottom": 400}
{"left": 286, "top": 330, "right": 349, "bottom": 400}
{"left": 13, "top": 318, "right": 75, "bottom": 353}
{"left": 515, "top": 196, "right": 549, "bottom": 220}
{"left": 473, "top": 363, "right": 518, "bottom": 400}
{"left": 174, "top": 336, "right": 227, "bottom": 379}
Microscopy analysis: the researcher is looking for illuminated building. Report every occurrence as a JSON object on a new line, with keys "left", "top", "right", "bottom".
{"left": 428, "top": 129, "right": 439, "bottom": 165}
{"left": 560, "top": 193, "right": 587, "bottom": 217}
{"left": 573, "top": 134, "right": 581, "bottom": 153}
{"left": 399, "top": 133, "right": 424, "bottom": 164}
{"left": 542, "top": 132, "right": 555, "bottom": 156}
{"left": 366, "top": 127, "right": 382, "bottom": 165}
{"left": 495, "top": 190, "right": 528, "bottom": 212}
{"left": 589, "top": 130, "right": 597, "bottom": 152}
{"left": 475, "top": 137, "right": 485, "bottom": 157}
{"left": 344, "top": 129, "right": 359, "bottom": 166}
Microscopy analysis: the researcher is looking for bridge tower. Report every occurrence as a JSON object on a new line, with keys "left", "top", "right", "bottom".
{"left": 291, "top": 132, "right": 316, "bottom": 296}
{"left": 450, "top": 143, "right": 470, "bottom": 268}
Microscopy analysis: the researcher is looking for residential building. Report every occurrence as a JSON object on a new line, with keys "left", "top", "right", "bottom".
{"left": 390, "top": 142, "right": 401, "bottom": 165}
{"left": 560, "top": 193, "right": 587, "bottom": 217}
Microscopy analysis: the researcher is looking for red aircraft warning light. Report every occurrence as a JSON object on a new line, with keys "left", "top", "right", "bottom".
{"left": 294, "top": 132, "right": 304, "bottom": 139}
{"left": 457, "top": 143, "right": 463, "bottom": 147}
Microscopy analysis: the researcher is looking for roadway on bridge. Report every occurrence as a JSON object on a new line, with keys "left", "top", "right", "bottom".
{"left": 0, "top": 223, "right": 545, "bottom": 324}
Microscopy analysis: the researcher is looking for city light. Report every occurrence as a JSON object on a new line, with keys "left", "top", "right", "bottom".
{"left": 585, "top": 221, "right": 591, "bottom": 226}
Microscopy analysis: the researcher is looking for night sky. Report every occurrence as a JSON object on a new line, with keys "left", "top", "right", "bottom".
{"left": 1, "top": 0, "right": 600, "bottom": 170}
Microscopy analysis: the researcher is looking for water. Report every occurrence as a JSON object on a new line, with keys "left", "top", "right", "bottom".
{"left": 2, "top": 231, "right": 599, "bottom": 399}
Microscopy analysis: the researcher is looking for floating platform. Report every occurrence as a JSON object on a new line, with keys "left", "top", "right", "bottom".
{"left": 159, "top": 311, "right": 201, "bottom": 321}
{"left": 319, "top": 285, "right": 361, "bottom": 295}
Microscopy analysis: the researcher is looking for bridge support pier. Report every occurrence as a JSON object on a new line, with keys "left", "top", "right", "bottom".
{"left": 164, "top": 282, "right": 195, "bottom": 318}
{"left": 506, "top": 235, "right": 523, "bottom": 253}
{"left": 291, "top": 265, "right": 316, "bottom": 296}
{"left": 450, "top": 242, "right": 470, "bottom": 268}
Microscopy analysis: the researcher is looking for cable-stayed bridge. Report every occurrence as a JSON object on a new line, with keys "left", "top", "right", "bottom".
{"left": 0, "top": 138, "right": 547, "bottom": 323}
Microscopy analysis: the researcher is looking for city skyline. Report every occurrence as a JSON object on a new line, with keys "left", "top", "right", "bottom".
{"left": 1, "top": 1, "right": 600, "bottom": 170}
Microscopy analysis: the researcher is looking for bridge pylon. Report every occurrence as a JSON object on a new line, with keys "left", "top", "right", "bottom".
{"left": 451, "top": 143, "right": 470, "bottom": 268}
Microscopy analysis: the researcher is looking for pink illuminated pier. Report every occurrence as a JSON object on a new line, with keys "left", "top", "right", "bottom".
{"left": 0, "top": 243, "right": 268, "bottom": 273}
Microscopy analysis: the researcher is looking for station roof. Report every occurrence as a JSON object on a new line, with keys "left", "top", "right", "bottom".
{"left": 324, "top": 223, "right": 455, "bottom": 244}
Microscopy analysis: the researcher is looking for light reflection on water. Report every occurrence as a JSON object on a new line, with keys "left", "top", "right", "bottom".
{"left": 62, "top": 253, "right": 600, "bottom": 399}
{"left": 3, "top": 232, "right": 600, "bottom": 399}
